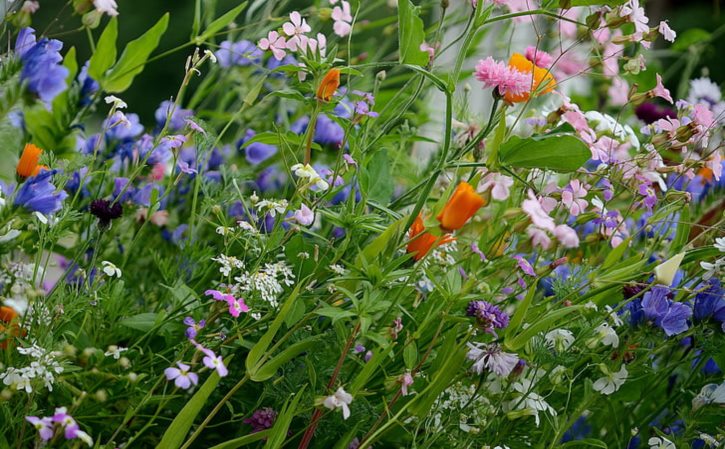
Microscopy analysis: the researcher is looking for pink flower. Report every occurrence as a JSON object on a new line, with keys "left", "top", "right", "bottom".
{"left": 420, "top": 42, "right": 435, "bottom": 62}
{"left": 343, "top": 154, "right": 357, "bottom": 166}
{"left": 609, "top": 77, "right": 629, "bottom": 106}
{"left": 522, "top": 190, "right": 555, "bottom": 231}
{"left": 527, "top": 226, "right": 551, "bottom": 249}
{"left": 227, "top": 296, "right": 250, "bottom": 317}
{"left": 658, "top": 21, "right": 676, "bottom": 43}
{"left": 200, "top": 347, "right": 228, "bottom": 377}
{"left": 651, "top": 74, "right": 673, "bottom": 104}
{"left": 258, "top": 31, "right": 287, "bottom": 61}
{"left": 282, "top": 12, "right": 311, "bottom": 51}
{"left": 706, "top": 152, "right": 722, "bottom": 181}
{"left": 692, "top": 103, "right": 715, "bottom": 129}
{"left": 474, "top": 57, "right": 529, "bottom": 97}
{"left": 164, "top": 362, "right": 199, "bottom": 390}
{"left": 332, "top": 1, "right": 353, "bottom": 37}
{"left": 620, "top": 0, "right": 649, "bottom": 36}
{"left": 205, "top": 289, "right": 235, "bottom": 302}
{"left": 561, "top": 180, "right": 588, "bottom": 216}
{"left": 293, "top": 203, "right": 315, "bottom": 226}
{"left": 554, "top": 224, "right": 580, "bottom": 248}
{"left": 513, "top": 255, "right": 536, "bottom": 277}
{"left": 399, "top": 372, "right": 414, "bottom": 396}
{"left": 524, "top": 46, "right": 553, "bottom": 68}
{"left": 478, "top": 171, "right": 513, "bottom": 201}
{"left": 602, "top": 39, "right": 624, "bottom": 78}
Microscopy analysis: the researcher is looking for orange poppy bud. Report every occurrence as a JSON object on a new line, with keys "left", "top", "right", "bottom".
{"left": 436, "top": 182, "right": 487, "bottom": 231}
{"left": 16, "top": 143, "right": 43, "bottom": 178}
{"left": 407, "top": 215, "right": 454, "bottom": 261}
{"left": 504, "top": 53, "right": 556, "bottom": 104}
{"left": 0, "top": 306, "right": 22, "bottom": 350}
{"left": 31, "top": 165, "right": 50, "bottom": 176}
{"left": 698, "top": 166, "right": 714, "bottom": 182}
{"left": 316, "top": 68, "right": 341, "bottom": 102}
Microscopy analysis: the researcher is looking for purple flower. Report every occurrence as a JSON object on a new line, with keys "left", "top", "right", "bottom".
{"left": 638, "top": 182, "right": 657, "bottom": 211}
{"left": 660, "top": 302, "right": 692, "bottom": 336}
{"left": 113, "top": 177, "right": 133, "bottom": 202}
{"left": 642, "top": 286, "right": 692, "bottom": 336}
{"left": 105, "top": 112, "right": 143, "bottom": 141}
{"left": 466, "top": 342, "right": 519, "bottom": 377}
{"left": 471, "top": 242, "right": 486, "bottom": 261}
{"left": 77, "top": 61, "right": 99, "bottom": 106}
{"left": 244, "top": 407, "right": 277, "bottom": 432}
{"left": 513, "top": 255, "right": 536, "bottom": 277}
{"left": 89, "top": 198, "right": 123, "bottom": 228}
{"left": 466, "top": 300, "right": 509, "bottom": 334}
{"left": 164, "top": 362, "right": 199, "bottom": 389}
{"left": 256, "top": 166, "right": 288, "bottom": 192}
{"left": 200, "top": 347, "right": 228, "bottom": 377}
{"left": 216, "top": 40, "right": 263, "bottom": 68}
{"left": 241, "top": 130, "right": 277, "bottom": 165}
{"left": 14, "top": 170, "right": 67, "bottom": 214}
{"left": 183, "top": 317, "right": 206, "bottom": 339}
{"left": 293, "top": 204, "right": 314, "bottom": 226}
{"left": 25, "top": 416, "right": 54, "bottom": 441}
{"left": 693, "top": 279, "right": 725, "bottom": 328}
{"left": 15, "top": 28, "right": 69, "bottom": 103}
{"left": 178, "top": 159, "right": 197, "bottom": 175}
{"left": 155, "top": 100, "right": 193, "bottom": 132}
{"left": 399, "top": 372, "right": 414, "bottom": 396}
{"left": 205, "top": 289, "right": 235, "bottom": 302}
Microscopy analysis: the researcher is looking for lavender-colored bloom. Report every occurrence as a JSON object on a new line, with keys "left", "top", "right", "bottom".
{"left": 77, "top": 61, "right": 99, "bottom": 106}
{"left": 131, "top": 184, "right": 163, "bottom": 207}
{"left": 266, "top": 54, "right": 297, "bottom": 75}
{"left": 14, "top": 170, "right": 67, "bottom": 214}
{"left": 241, "top": 130, "right": 277, "bottom": 165}
{"left": 642, "top": 286, "right": 671, "bottom": 323}
{"left": 255, "top": 166, "right": 287, "bottom": 193}
{"left": 315, "top": 114, "right": 345, "bottom": 146}
{"left": 113, "top": 177, "right": 134, "bottom": 202}
{"left": 155, "top": 100, "right": 193, "bottom": 132}
{"left": 65, "top": 167, "right": 89, "bottom": 196}
{"left": 164, "top": 362, "right": 199, "bottom": 389}
{"left": 638, "top": 182, "right": 657, "bottom": 210}
{"left": 105, "top": 112, "right": 143, "bottom": 141}
{"left": 466, "top": 342, "right": 519, "bottom": 377}
{"left": 78, "top": 133, "right": 103, "bottom": 156}
{"left": 25, "top": 416, "right": 54, "bottom": 441}
{"left": 466, "top": 300, "right": 509, "bottom": 334}
{"left": 659, "top": 302, "right": 692, "bottom": 336}
{"left": 15, "top": 28, "right": 69, "bottom": 103}
{"left": 183, "top": 317, "right": 206, "bottom": 339}
{"left": 513, "top": 255, "right": 536, "bottom": 277}
{"left": 693, "top": 279, "right": 725, "bottom": 327}
{"left": 216, "top": 40, "right": 263, "bottom": 68}
{"left": 200, "top": 347, "right": 228, "bottom": 377}
{"left": 244, "top": 407, "right": 277, "bottom": 432}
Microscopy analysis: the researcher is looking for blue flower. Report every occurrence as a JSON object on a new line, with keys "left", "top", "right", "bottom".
{"left": 13, "top": 170, "right": 68, "bottom": 214}
{"left": 240, "top": 130, "right": 277, "bottom": 165}
{"left": 642, "top": 286, "right": 692, "bottom": 336}
{"left": 693, "top": 279, "right": 725, "bottom": 328}
{"left": 104, "top": 112, "right": 143, "bottom": 141}
{"left": 216, "top": 40, "right": 262, "bottom": 68}
{"left": 15, "top": 28, "right": 69, "bottom": 103}
{"left": 255, "top": 166, "right": 287, "bottom": 193}
{"left": 155, "top": 100, "right": 193, "bottom": 132}
{"left": 77, "top": 61, "right": 99, "bottom": 106}
{"left": 561, "top": 416, "right": 591, "bottom": 442}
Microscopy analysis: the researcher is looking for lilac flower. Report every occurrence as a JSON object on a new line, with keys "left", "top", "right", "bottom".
{"left": 244, "top": 407, "right": 277, "bottom": 432}
{"left": 399, "top": 372, "right": 414, "bottom": 396}
{"left": 183, "top": 317, "right": 206, "bottom": 339}
{"left": 642, "top": 286, "right": 693, "bottom": 336}
{"left": 561, "top": 180, "right": 588, "bottom": 216}
{"left": 51, "top": 408, "right": 93, "bottom": 445}
{"left": 227, "top": 296, "right": 250, "bottom": 318}
{"left": 155, "top": 100, "right": 193, "bottom": 132}
{"left": 466, "top": 342, "right": 519, "bottom": 377}
{"left": 466, "top": 300, "right": 509, "bottom": 334}
{"left": 293, "top": 204, "right": 315, "bottom": 226}
{"left": 200, "top": 347, "right": 228, "bottom": 377}
{"left": 178, "top": 159, "right": 197, "bottom": 175}
{"left": 323, "top": 387, "right": 353, "bottom": 419}
{"left": 77, "top": 61, "right": 99, "bottom": 106}
{"left": 206, "top": 289, "right": 234, "bottom": 302}
{"left": 14, "top": 170, "right": 68, "bottom": 215}
{"left": 354, "top": 100, "right": 378, "bottom": 118}
{"left": 642, "top": 286, "right": 672, "bottom": 322}
{"left": 638, "top": 182, "right": 657, "bottom": 211}
{"left": 25, "top": 416, "right": 54, "bottom": 441}
{"left": 343, "top": 154, "right": 357, "bottom": 166}
{"left": 390, "top": 317, "right": 403, "bottom": 339}
{"left": 15, "top": 28, "right": 69, "bottom": 103}
{"left": 471, "top": 242, "right": 486, "bottom": 261}
{"left": 215, "top": 40, "right": 262, "bottom": 68}
{"left": 659, "top": 302, "right": 692, "bottom": 336}
{"left": 513, "top": 255, "right": 536, "bottom": 277}
{"left": 241, "top": 130, "right": 277, "bottom": 165}
{"left": 104, "top": 111, "right": 143, "bottom": 141}
{"left": 164, "top": 362, "right": 199, "bottom": 389}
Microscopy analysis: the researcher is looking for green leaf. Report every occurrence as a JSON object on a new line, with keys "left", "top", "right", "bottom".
{"left": 505, "top": 280, "right": 537, "bottom": 340}
{"left": 672, "top": 28, "right": 711, "bottom": 52}
{"left": 0, "top": 118, "right": 23, "bottom": 181}
{"left": 156, "top": 366, "right": 226, "bottom": 449}
{"left": 397, "top": 0, "right": 429, "bottom": 66}
{"left": 104, "top": 14, "right": 169, "bottom": 93}
{"left": 499, "top": 134, "right": 590, "bottom": 173}
{"left": 349, "top": 342, "right": 394, "bottom": 395}
{"left": 560, "top": 0, "right": 625, "bottom": 6}
{"left": 366, "top": 149, "right": 394, "bottom": 204}
{"left": 602, "top": 237, "right": 631, "bottom": 269}
{"left": 505, "top": 305, "right": 585, "bottom": 350}
{"left": 250, "top": 338, "right": 319, "bottom": 382}
{"left": 671, "top": 207, "right": 690, "bottom": 253}
{"left": 263, "top": 387, "right": 305, "bottom": 449}
{"left": 207, "top": 430, "right": 270, "bottom": 449}
{"left": 195, "top": 2, "right": 248, "bottom": 44}
{"left": 403, "top": 341, "right": 417, "bottom": 370}
{"left": 560, "top": 438, "right": 608, "bottom": 448}
{"left": 314, "top": 304, "right": 356, "bottom": 323}
{"left": 89, "top": 17, "right": 118, "bottom": 80}
{"left": 244, "top": 75, "right": 267, "bottom": 106}
{"left": 119, "top": 313, "right": 158, "bottom": 332}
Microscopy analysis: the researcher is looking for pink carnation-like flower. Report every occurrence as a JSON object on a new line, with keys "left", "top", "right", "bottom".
{"left": 474, "top": 57, "right": 529, "bottom": 97}
{"left": 524, "top": 46, "right": 553, "bottom": 68}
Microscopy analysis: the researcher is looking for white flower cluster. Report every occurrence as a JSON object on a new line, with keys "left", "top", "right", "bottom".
{"left": 0, "top": 262, "right": 41, "bottom": 315}
{"left": 234, "top": 261, "right": 295, "bottom": 308}
{"left": 428, "top": 382, "right": 492, "bottom": 434}
{"left": 212, "top": 254, "right": 245, "bottom": 277}
{"left": 0, "top": 344, "right": 63, "bottom": 393}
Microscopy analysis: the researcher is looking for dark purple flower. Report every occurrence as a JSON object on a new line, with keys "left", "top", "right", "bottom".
{"left": 244, "top": 407, "right": 277, "bottom": 432}
{"left": 183, "top": 317, "right": 206, "bottom": 339}
{"left": 89, "top": 199, "right": 123, "bottom": 228}
{"left": 466, "top": 300, "right": 510, "bottom": 334}
{"left": 13, "top": 170, "right": 67, "bottom": 214}
{"left": 15, "top": 28, "right": 69, "bottom": 103}
{"left": 635, "top": 102, "right": 676, "bottom": 124}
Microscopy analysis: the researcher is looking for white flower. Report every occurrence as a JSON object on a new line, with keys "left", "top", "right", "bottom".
{"left": 648, "top": 436, "right": 676, "bottom": 449}
{"left": 698, "top": 433, "right": 720, "bottom": 447}
{"left": 588, "top": 323, "right": 619, "bottom": 348}
{"left": 256, "top": 199, "right": 288, "bottom": 217}
{"left": 93, "top": 0, "right": 118, "bottom": 16}
{"left": 505, "top": 378, "right": 557, "bottom": 427}
{"left": 33, "top": 211, "right": 48, "bottom": 224}
{"left": 658, "top": 21, "right": 676, "bottom": 42}
{"left": 290, "top": 164, "right": 330, "bottom": 191}
{"left": 329, "top": 264, "right": 347, "bottom": 275}
{"left": 104, "top": 95, "right": 127, "bottom": 109}
{"left": 700, "top": 258, "right": 724, "bottom": 281}
{"left": 203, "top": 49, "right": 217, "bottom": 64}
{"left": 101, "top": 261, "right": 122, "bottom": 278}
{"left": 605, "top": 305, "right": 624, "bottom": 327}
{"left": 714, "top": 237, "right": 725, "bottom": 253}
{"left": 593, "top": 364, "right": 628, "bottom": 395}
{"left": 654, "top": 252, "right": 685, "bottom": 285}
{"left": 688, "top": 77, "right": 722, "bottom": 105}
{"left": 692, "top": 382, "right": 725, "bottom": 410}
{"left": 21, "top": 1, "right": 39, "bottom": 14}
{"left": 212, "top": 254, "right": 245, "bottom": 277}
{"left": 323, "top": 387, "right": 353, "bottom": 419}
{"left": 544, "top": 329, "right": 575, "bottom": 352}
{"left": 104, "top": 345, "right": 127, "bottom": 360}
{"left": 216, "top": 226, "right": 234, "bottom": 236}
{"left": 466, "top": 342, "right": 519, "bottom": 377}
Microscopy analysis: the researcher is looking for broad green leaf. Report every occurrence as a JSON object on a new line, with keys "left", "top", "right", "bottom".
{"left": 104, "top": 14, "right": 169, "bottom": 93}
{"left": 314, "top": 304, "right": 356, "bottom": 323}
{"left": 505, "top": 305, "right": 585, "bottom": 350}
{"left": 195, "top": 2, "right": 248, "bottom": 44}
{"left": 250, "top": 338, "right": 319, "bottom": 382}
{"left": 355, "top": 216, "right": 406, "bottom": 266}
{"left": 207, "top": 430, "right": 270, "bottom": 449}
{"left": 246, "top": 284, "right": 302, "bottom": 375}
{"left": 499, "top": 134, "right": 590, "bottom": 173}
{"left": 156, "top": 366, "right": 226, "bottom": 449}
{"left": 244, "top": 75, "right": 267, "bottom": 106}
{"left": 366, "top": 149, "right": 394, "bottom": 204}
{"left": 409, "top": 338, "right": 468, "bottom": 417}
{"left": 0, "top": 117, "right": 23, "bottom": 181}
{"left": 89, "top": 17, "right": 118, "bottom": 80}
{"left": 397, "top": 0, "right": 429, "bottom": 66}
{"left": 672, "top": 29, "right": 711, "bottom": 52}
{"left": 119, "top": 313, "right": 158, "bottom": 332}
{"left": 602, "top": 237, "right": 631, "bottom": 269}
{"left": 403, "top": 341, "right": 417, "bottom": 370}
{"left": 263, "top": 387, "right": 305, "bottom": 449}
{"left": 671, "top": 207, "right": 690, "bottom": 253}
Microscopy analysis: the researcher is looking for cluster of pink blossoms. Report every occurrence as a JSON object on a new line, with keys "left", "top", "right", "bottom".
{"left": 473, "top": 57, "right": 530, "bottom": 97}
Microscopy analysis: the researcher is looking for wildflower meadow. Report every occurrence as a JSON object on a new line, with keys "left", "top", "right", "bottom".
{"left": 0, "top": 0, "right": 724, "bottom": 447}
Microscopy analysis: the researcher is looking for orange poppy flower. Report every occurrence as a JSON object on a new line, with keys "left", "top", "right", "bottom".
{"left": 16, "top": 143, "right": 43, "bottom": 178}
{"left": 407, "top": 215, "right": 454, "bottom": 261}
{"left": 0, "top": 306, "right": 22, "bottom": 349}
{"left": 504, "top": 53, "right": 556, "bottom": 103}
{"left": 316, "top": 68, "right": 341, "bottom": 102}
{"left": 436, "top": 182, "right": 487, "bottom": 231}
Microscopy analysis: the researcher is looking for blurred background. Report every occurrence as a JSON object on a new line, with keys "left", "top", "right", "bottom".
{"left": 23, "top": 0, "right": 725, "bottom": 122}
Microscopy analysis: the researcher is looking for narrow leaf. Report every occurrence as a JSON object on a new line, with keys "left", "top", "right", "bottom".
{"left": 195, "top": 2, "right": 248, "bottom": 44}
{"left": 89, "top": 17, "right": 118, "bottom": 80}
